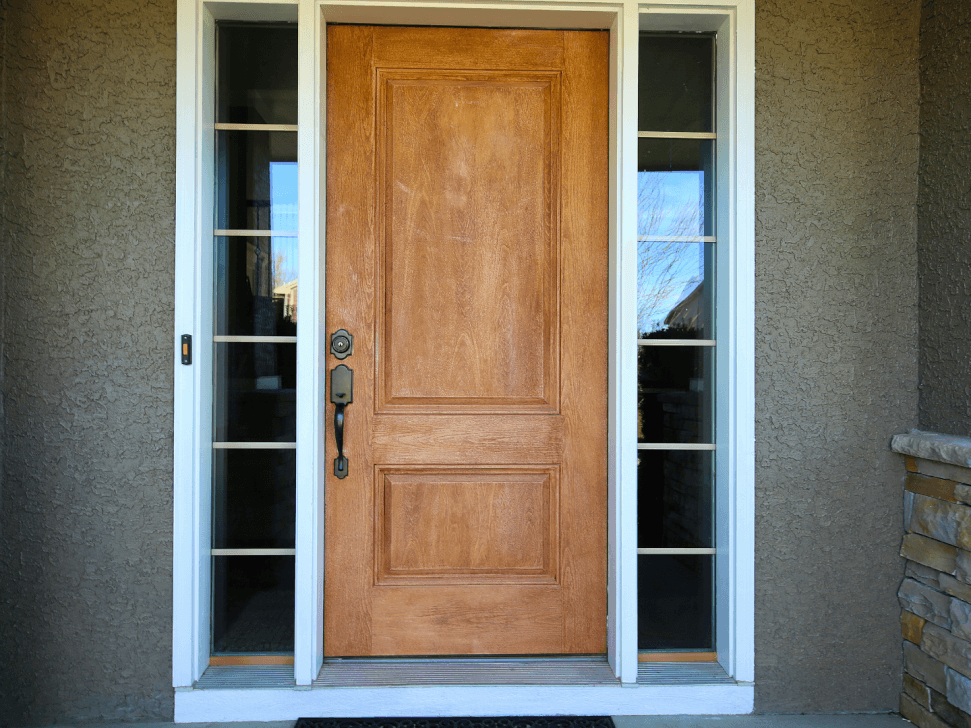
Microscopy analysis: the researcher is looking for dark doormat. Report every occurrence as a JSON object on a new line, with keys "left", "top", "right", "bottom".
{"left": 296, "top": 718, "right": 615, "bottom": 728}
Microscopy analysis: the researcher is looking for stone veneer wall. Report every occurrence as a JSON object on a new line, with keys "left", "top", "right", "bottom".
{"left": 893, "top": 432, "right": 971, "bottom": 728}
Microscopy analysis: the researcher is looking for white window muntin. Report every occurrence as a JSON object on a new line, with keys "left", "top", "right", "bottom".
{"left": 173, "top": 0, "right": 754, "bottom": 698}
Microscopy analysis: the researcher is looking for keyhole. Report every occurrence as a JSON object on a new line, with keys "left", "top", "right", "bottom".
{"left": 331, "top": 329, "right": 353, "bottom": 359}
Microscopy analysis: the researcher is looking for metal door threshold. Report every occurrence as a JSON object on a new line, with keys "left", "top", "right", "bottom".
{"left": 313, "top": 657, "right": 618, "bottom": 687}
{"left": 196, "top": 664, "right": 295, "bottom": 689}
{"left": 194, "top": 657, "right": 736, "bottom": 689}
{"left": 637, "top": 661, "right": 735, "bottom": 685}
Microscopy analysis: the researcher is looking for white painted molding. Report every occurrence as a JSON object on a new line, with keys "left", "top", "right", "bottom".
{"left": 611, "top": 0, "right": 640, "bottom": 685}
{"left": 173, "top": 0, "right": 200, "bottom": 688}
{"left": 731, "top": 0, "right": 757, "bottom": 684}
{"left": 173, "top": 0, "right": 756, "bottom": 704}
{"left": 294, "top": 0, "right": 326, "bottom": 686}
{"left": 176, "top": 683, "right": 755, "bottom": 722}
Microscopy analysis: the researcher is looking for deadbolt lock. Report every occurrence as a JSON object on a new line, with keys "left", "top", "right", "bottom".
{"left": 330, "top": 329, "right": 353, "bottom": 359}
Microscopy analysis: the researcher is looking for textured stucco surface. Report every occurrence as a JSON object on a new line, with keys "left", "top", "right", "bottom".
{"left": 917, "top": 0, "right": 971, "bottom": 436}
{"left": 754, "top": 0, "right": 919, "bottom": 713}
{"left": 0, "top": 0, "right": 177, "bottom": 723}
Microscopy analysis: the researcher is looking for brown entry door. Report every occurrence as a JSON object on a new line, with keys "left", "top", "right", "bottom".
{"left": 324, "top": 25, "right": 608, "bottom": 656}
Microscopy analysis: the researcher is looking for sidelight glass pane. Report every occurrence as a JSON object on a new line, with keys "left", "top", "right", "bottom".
{"left": 638, "top": 450, "right": 713, "bottom": 549}
{"left": 638, "top": 138, "right": 713, "bottom": 238}
{"left": 638, "top": 345, "right": 713, "bottom": 444}
{"left": 638, "top": 554, "right": 713, "bottom": 650}
{"left": 638, "top": 241, "right": 713, "bottom": 338}
{"left": 212, "top": 555, "right": 295, "bottom": 654}
{"left": 637, "top": 29, "right": 718, "bottom": 659}
{"left": 215, "top": 235, "right": 298, "bottom": 337}
{"left": 213, "top": 450, "right": 296, "bottom": 549}
{"left": 212, "top": 21, "right": 297, "bottom": 659}
{"left": 213, "top": 343, "right": 296, "bottom": 442}
{"left": 217, "top": 25, "right": 298, "bottom": 125}
{"left": 216, "top": 131, "right": 297, "bottom": 231}
{"left": 638, "top": 34, "right": 714, "bottom": 134}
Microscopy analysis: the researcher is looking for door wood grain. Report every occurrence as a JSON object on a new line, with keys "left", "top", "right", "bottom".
{"left": 325, "top": 25, "right": 608, "bottom": 656}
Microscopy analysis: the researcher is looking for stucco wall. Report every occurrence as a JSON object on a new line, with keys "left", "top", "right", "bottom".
{"left": 0, "top": 0, "right": 924, "bottom": 722}
{"left": 917, "top": 0, "right": 971, "bottom": 436}
{"left": 754, "top": 0, "right": 919, "bottom": 712}
{"left": 0, "top": 0, "right": 177, "bottom": 723}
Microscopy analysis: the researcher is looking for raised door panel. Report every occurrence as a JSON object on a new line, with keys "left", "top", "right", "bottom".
{"left": 376, "top": 70, "right": 559, "bottom": 412}
{"left": 375, "top": 466, "right": 558, "bottom": 585}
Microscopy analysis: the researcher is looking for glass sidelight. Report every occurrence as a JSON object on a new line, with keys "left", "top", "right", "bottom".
{"left": 636, "top": 32, "right": 716, "bottom": 655}
{"left": 210, "top": 23, "right": 298, "bottom": 659}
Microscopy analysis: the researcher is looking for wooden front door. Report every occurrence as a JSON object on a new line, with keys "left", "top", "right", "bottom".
{"left": 324, "top": 25, "right": 608, "bottom": 656}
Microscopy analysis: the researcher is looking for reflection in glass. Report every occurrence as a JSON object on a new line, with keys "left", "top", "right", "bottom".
{"left": 638, "top": 450, "right": 713, "bottom": 549}
{"left": 636, "top": 30, "right": 718, "bottom": 658}
{"left": 638, "top": 241, "right": 712, "bottom": 337}
{"left": 638, "top": 345, "right": 712, "bottom": 444}
{"left": 214, "top": 343, "right": 296, "bottom": 442}
{"left": 638, "top": 554, "right": 713, "bottom": 650}
{"left": 214, "top": 450, "right": 296, "bottom": 549}
{"left": 638, "top": 34, "right": 714, "bottom": 134}
{"left": 212, "top": 22, "right": 298, "bottom": 660}
{"left": 215, "top": 236, "right": 298, "bottom": 336}
{"left": 638, "top": 138, "right": 713, "bottom": 238}
{"left": 216, "top": 131, "right": 297, "bottom": 231}
{"left": 212, "top": 555, "right": 294, "bottom": 654}
{"left": 217, "top": 25, "right": 298, "bottom": 125}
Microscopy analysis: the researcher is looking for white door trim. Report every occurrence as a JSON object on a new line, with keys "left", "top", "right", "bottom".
{"left": 175, "top": 683, "right": 754, "bottom": 721}
{"left": 172, "top": 0, "right": 755, "bottom": 709}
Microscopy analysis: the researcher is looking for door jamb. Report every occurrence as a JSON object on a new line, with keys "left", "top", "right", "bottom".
{"left": 304, "top": 0, "right": 637, "bottom": 685}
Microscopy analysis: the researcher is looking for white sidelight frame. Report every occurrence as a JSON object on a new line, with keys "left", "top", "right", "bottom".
{"left": 173, "top": 0, "right": 754, "bottom": 717}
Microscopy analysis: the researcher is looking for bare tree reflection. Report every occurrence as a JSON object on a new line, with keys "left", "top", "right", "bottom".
{"left": 637, "top": 171, "right": 703, "bottom": 337}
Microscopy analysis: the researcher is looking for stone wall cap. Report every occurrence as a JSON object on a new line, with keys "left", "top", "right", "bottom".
{"left": 893, "top": 430, "right": 971, "bottom": 469}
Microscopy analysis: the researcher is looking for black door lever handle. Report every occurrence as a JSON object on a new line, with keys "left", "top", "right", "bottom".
{"left": 330, "top": 364, "right": 353, "bottom": 478}
{"left": 334, "top": 403, "right": 347, "bottom": 477}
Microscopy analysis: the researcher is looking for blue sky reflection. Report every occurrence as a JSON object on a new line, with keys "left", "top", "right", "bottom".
{"left": 270, "top": 161, "right": 298, "bottom": 288}
{"left": 637, "top": 170, "right": 706, "bottom": 336}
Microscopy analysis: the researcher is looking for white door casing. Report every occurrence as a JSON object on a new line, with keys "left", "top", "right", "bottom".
{"left": 172, "top": 0, "right": 754, "bottom": 713}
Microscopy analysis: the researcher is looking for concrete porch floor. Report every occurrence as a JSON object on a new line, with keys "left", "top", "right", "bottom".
{"left": 38, "top": 716, "right": 911, "bottom": 728}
